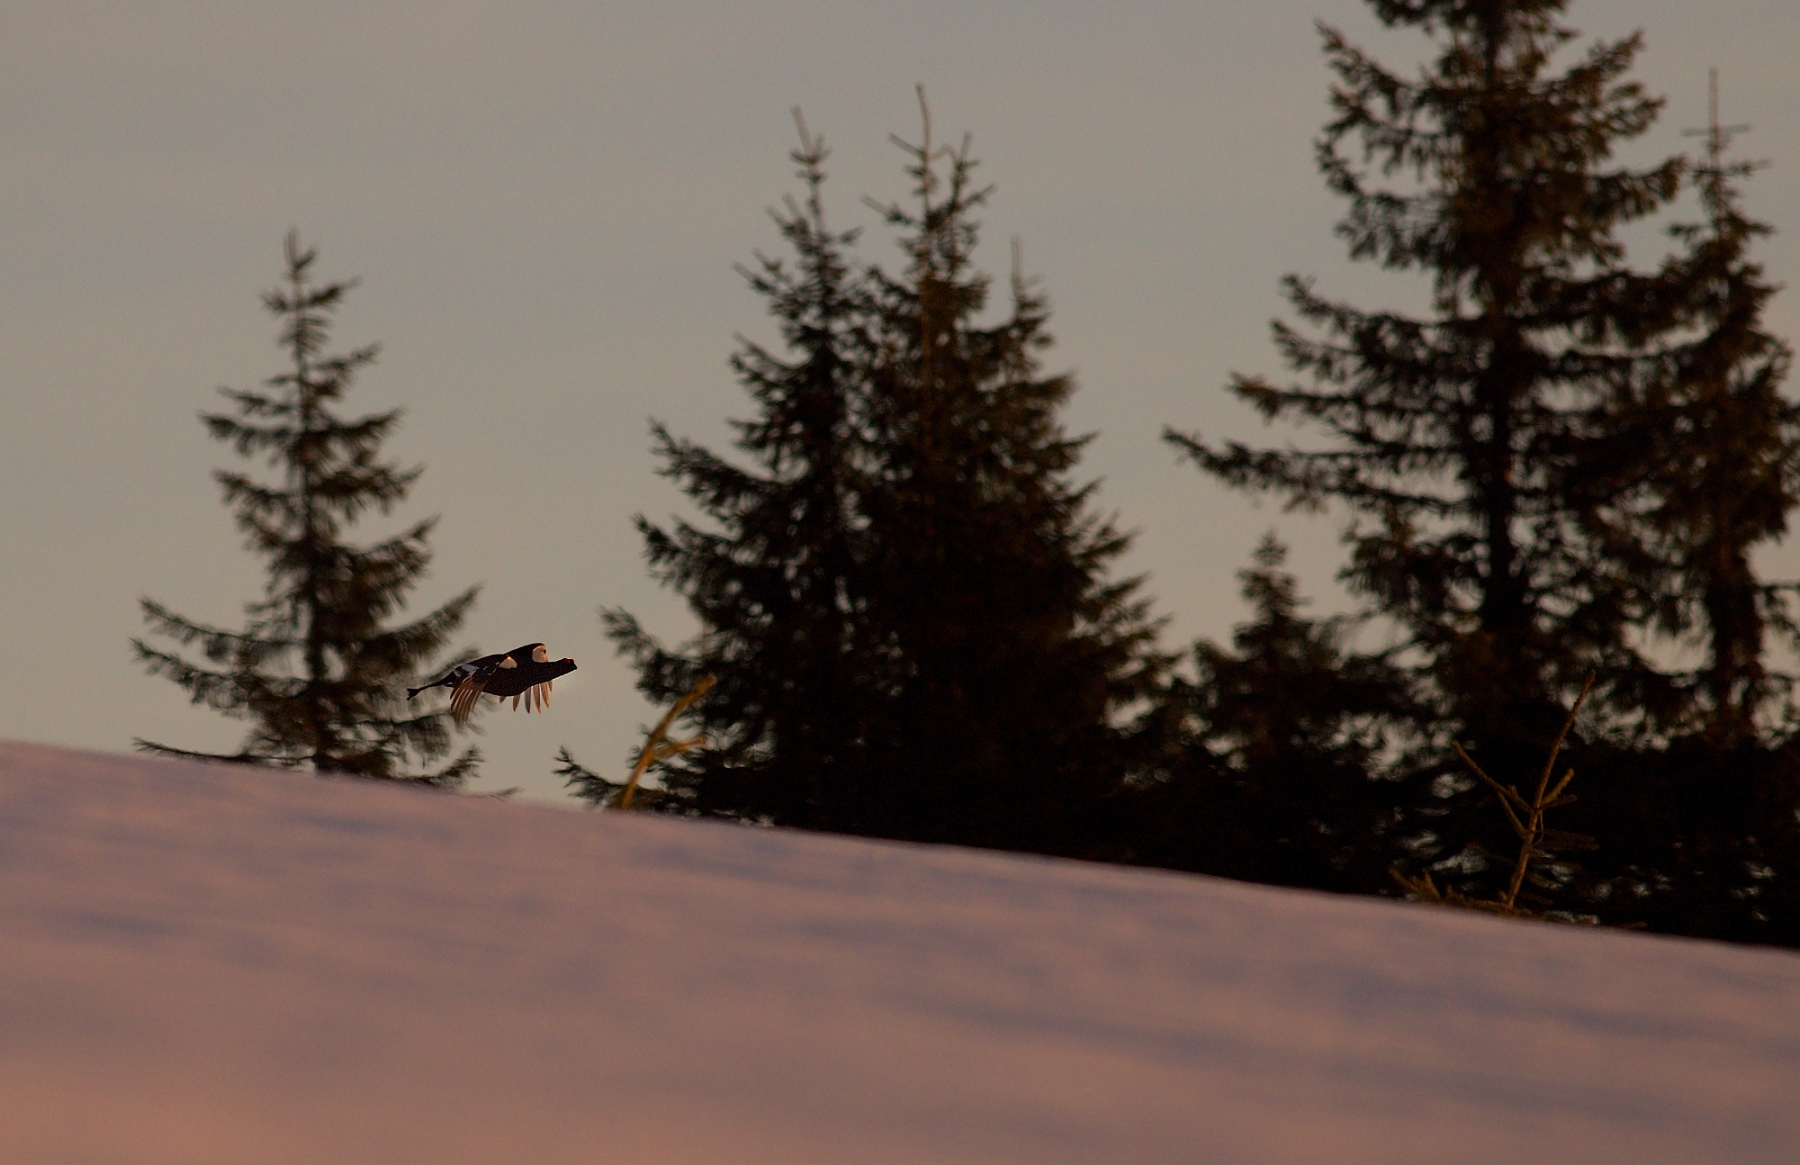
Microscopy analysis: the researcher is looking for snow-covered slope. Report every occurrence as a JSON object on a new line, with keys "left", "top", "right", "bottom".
{"left": 2, "top": 740, "right": 1796, "bottom": 1164}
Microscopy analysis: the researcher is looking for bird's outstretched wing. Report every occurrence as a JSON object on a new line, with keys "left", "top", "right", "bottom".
{"left": 449, "top": 660, "right": 506, "bottom": 726}
{"left": 449, "top": 676, "right": 483, "bottom": 725}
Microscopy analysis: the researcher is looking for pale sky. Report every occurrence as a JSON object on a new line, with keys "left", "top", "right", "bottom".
{"left": 5, "top": 1, "right": 1797, "bottom": 802}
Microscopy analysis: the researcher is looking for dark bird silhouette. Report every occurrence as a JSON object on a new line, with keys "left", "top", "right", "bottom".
{"left": 409, "top": 643, "right": 577, "bottom": 726}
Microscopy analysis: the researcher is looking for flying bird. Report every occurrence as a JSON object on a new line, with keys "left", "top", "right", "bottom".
{"left": 408, "top": 644, "right": 577, "bottom": 726}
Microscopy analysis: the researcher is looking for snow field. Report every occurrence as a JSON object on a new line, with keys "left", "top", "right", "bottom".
{"left": 2, "top": 739, "right": 1796, "bottom": 1163}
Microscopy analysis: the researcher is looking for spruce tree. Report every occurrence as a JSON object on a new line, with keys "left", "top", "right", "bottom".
{"left": 1166, "top": 0, "right": 1695, "bottom": 895}
{"left": 1132, "top": 536, "right": 1409, "bottom": 892}
{"left": 134, "top": 232, "right": 481, "bottom": 785}
{"left": 1558, "top": 76, "right": 1800, "bottom": 943}
{"left": 600, "top": 100, "right": 1171, "bottom": 858}
{"left": 849, "top": 99, "right": 1170, "bottom": 854}
{"left": 1632, "top": 74, "right": 1800, "bottom": 743}
{"left": 590, "top": 116, "right": 874, "bottom": 822}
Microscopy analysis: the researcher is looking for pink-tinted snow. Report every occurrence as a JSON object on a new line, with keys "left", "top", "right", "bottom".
{"left": 1, "top": 740, "right": 1796, "bottom": 1163}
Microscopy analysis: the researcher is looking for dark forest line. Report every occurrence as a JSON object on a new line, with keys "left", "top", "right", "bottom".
{"left": 137, "top": 1, "right": 1800, "bottom": 949}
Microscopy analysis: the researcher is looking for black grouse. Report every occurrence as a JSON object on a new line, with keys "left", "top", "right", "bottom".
{"left": 408, "top": 643, "right": 576, "bottom": 726}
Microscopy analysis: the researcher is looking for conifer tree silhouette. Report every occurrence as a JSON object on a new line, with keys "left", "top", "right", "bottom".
{"left": 1554, "top": 73, "right": 1800, "bottom": 944}
{"left": 1165, "top": 0, "right": 1706, "bottom": 896}
{"left": 1634, "top": 71, "right": 1800, "bottom": 743}
{"left": 134, "top": 232, "right": 480, "bottom": 784}
{"left": 597, "top": 98, "right": 1170, "bottom": 856}
{"left": 849, "top": 95, "right": 1169, "bottom": 853}
{"left": 1133, "top": 536, "right": 1409, "bottom": 893}
{"left": 586, "top": 114, "right": 875, "bottom": 823}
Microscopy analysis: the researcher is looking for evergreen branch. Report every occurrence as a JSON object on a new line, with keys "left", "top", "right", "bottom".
{"left": 555, "top": 746, "right": 624, "bottom": 807}
{"left": 416, "top": 746, "right": 482, "bottom": 791}
{"left": 131, "top": 640, "right": 255, "bottom": 711}
{"left": 132, "top": 738, "right": 289, "bottom": 767}
{"left": 137, "top": 600, "right": 295, "bottom": 664}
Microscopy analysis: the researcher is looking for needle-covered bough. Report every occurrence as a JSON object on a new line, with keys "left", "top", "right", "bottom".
{"left": 408, "top": 643, "right": 577, "bottom": 726}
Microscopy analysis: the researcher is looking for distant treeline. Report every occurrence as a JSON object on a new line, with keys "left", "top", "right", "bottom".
{"left": 139, "top": 0, "right": 1800, "bottom": 949}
